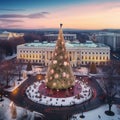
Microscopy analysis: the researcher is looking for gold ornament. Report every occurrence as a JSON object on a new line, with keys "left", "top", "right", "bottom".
{"left": 50, "top": 69, "right": 54, "bottom": 74}
{"left": 55, "top": 73, "right": 59, "bottom": 78}
{"left": 60, "top": 56, "right": 63, "bottom": 59}
{"left": 55, "top": 53, "right": 57, "bottom": 56}
{"left": 64, "top": 61, "right": 68, "bottom": 66}
{"left": 53, "top": 60, "right": 57, "bottom": 64}
{"left": 53, "top": 82, "right": 56, "bottom": 87}
{"left": 66, "top": 74, "right": 69, "bottom": 78}
{"left": 50, "top": 77, "right": 52, "bottom": 80}
{"left": 62, "top": 72, "right": 66, "bottom": 77}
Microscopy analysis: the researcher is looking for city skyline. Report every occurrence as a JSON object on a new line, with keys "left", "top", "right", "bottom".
{"left": 0, "top": 0, "right": 120, "bottom": 29}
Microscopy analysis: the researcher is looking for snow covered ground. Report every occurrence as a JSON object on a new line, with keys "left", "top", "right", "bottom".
{"left": 4, "top": 54, "right": 16, "bottom": 60}
{"left": 0, "top": 97, "right": 33, "bottom": 120}
{"left": 5, "top": 76, "right": 28, "bottom": 92}
{"left": 70, "top": 104, "right": 120, "bottom": 120}
{"left": 0, "top": 98, "right": 119, "bottom": 120}
{"left": 26, "top": 80, "right": 92, "bottom": 106}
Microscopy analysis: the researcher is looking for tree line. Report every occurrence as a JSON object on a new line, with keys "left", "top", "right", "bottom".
{"left": 0, "top": 37, "right": 25, "bottom": 61}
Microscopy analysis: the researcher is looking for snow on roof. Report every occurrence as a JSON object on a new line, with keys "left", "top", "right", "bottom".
{"left": 18, "top": 41, "right": 109, "bottom": 48}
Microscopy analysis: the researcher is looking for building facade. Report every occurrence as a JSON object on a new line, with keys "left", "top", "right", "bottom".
{"left": 17, "top": 41, "right": 110, "bottom": 67}
{"left": 44, "top": 34, "right": 77, "bottom": 41}
{"left": 93, "top": 32, "right": 120, "bottom": 51}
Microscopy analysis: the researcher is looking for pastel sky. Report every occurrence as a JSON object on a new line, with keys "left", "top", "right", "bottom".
{"left": 0, "top": 0, "right": 120, "bottom": 29}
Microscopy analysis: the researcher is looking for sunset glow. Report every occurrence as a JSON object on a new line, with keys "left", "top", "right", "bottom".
{"left": 0, "top": 0, "right": 120, "bottom": 29}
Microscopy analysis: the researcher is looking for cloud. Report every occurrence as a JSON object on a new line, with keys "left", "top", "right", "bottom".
{"left": 0, "top": 8, "right": 25, "bottom": 11}
{"left": 0, "top": 19, "right": 23, "bottom": 23}
{"left": 28, "top": 12, "right": 49, "bottom": 18}
{"left": 0, "top": 23, "right": 22, "bottom": 28}
{"left": 0, "top": 12, "right": 50, "bottom": 19}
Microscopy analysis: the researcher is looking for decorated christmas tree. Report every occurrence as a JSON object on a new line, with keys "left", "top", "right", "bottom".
{"left": 46, "top": 24, "right": 75, "bottom": 90}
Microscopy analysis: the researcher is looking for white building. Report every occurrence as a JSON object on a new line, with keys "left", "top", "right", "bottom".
{"left": 17, "top": 40, "right": 110, "bottom": 67}
{"left": 93, "top": 32, "right": 120, "bottom": 51}
{"left": 0, "top": 31, "right": 24, "bottom": 40}
{"left": 44, "top": 33, "right": 77, "bottom": 41}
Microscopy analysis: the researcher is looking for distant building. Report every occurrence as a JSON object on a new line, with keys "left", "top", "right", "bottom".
{"left": 0, "top": 31, "right": 24, "bottom": 40}
{"left": 17, "top": 40, "right": 110, "bottom": 66}
{"left": 92, "top": 32, "right": 120, "bottom": 51}
{"left": 44, "top": 33, "right": 77, "bottom": 41}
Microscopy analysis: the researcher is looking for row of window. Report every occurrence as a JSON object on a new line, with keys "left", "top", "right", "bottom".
{"left": 81, "top": 61, "right": 108, "bottom": 65}
{"left": 20, "top": 59, "right": 44, "bottom": 63}
{"left": 19, "top": 53, "right": 109, "bottom": 61}
{"left": 81, "top": 52, "right": 109, "bottom": 54}
{"left": 19, "top": 50, "right": 45, "bottom": 53}
{"left": 20, "top": 59, "right": 107, "bottom": 66}
{"left": 19, "top": 50, "right": 109, "bottom": 55}
{"left": 19, "top": 54, "right": 45, "bottom": 59}
{"left": 81, "top": 56, "right": 109, "bottom": 60}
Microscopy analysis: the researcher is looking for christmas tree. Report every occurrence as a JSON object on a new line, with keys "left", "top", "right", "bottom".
{"left": 46, "top": 24, "right": 75, "bottom": 90}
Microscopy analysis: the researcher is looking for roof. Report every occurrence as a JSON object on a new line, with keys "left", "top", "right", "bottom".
{"left": 18, "top": 41, "right": 109, "bottom": 49}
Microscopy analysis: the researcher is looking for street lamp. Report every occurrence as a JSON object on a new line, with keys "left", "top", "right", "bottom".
{"left": 37, "top": 74, "right": 43, "bottom": 80}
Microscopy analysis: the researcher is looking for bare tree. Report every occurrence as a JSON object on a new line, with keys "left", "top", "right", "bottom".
{"left": 0, "top": 84, "right": 4, "bottom": 101}
{"left": 103, "top": 60, "right": 117, "bottom": 116}
{"left": 2, "top": 61, "right": 16, "bottom": 88}
{"left": 15, "top": 59, "right": 23, "bottom": 81}
{"left": 89, "top": 62, "right": 97, "bottom": 74}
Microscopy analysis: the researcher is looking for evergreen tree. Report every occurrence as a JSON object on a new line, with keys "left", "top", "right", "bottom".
{"left": 89, "top": 62, "right": 97, "bottom": 74}
{"left": 46, "top": 24, "right": 75, "bottom": 90}
{"left": 117, "top": 63, "right": 120, "bottom": 75}
{"left": 26, "top": 61, "right": 32, "bottom": 71}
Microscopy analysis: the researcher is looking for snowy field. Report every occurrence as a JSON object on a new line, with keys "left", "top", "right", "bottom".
{"left": 0, "top": 98, "right": 33, "bottom": 120}
{"left": 0, "top": 98, "right": 120, "bottom": 120}
{"left": 26, "top": 80, "right": 92, "bottom": 106}
{"left": 70, "top": 104, "right": 120, "bottom": 120}
{"left": 5, "top": 76, "right": 28, "bottom": 92}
